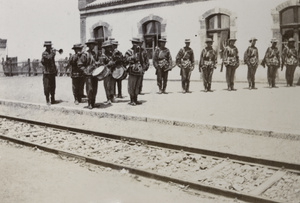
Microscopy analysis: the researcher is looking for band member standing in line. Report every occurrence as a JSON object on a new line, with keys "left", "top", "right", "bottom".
{"left": 111, "top": 40, "right": 125, "bottom": 98}
{"left": 69, "top": 43, "right": 84, "bottom": 105}
{"left": 41, "top": 41, "right": 58, "bottom": 105}
{"left": 153, "top": 38, "right": 173, "bottom": 94}
{"left": 125, "top": 37, "right": 149, "bottom": 106}
{"left": 176, "top": 39, "right": 195, "bottom": 93}
{"left": 199, "top": 38, "right": 217, "bottom": 92}
{"left": 281, "top": 38, "right": 298, "bottom": 87}
{"left": 244, "top": 37, "right": 259, "bottom": 89}
{"left": 78, "top": 39, "right": 98, "bottom": 109}
{"left": 222, "top": 38, "right": 239, "bottom": 91}
{"left": 261, "top": 38, "right": 281, "bottom": 88}
{"left": 102, "top": 40, "right": 116, "bottom": 104}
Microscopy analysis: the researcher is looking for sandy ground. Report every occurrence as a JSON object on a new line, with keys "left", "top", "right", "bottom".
{"left": 0, "top": 141, "right": 240, "bottom": 203}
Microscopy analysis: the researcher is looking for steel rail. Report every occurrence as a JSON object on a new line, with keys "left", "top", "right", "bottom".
{"left": 0, "top": 114, "right": 299, "bottom": 172}
{"left": 0, "top": 134, "right": 281, "bottom": 203}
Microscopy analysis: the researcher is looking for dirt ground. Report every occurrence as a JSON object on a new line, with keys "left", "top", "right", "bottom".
{"left": 0, "top": 140, "right": 240, "bottom": 203}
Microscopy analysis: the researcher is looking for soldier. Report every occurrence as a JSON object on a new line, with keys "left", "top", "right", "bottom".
{"left": 261, "top": 38, "right": 281, "bottom": 88}
{"left": 176, "top": 39, "right": 195, "bottom": 93}
{"left": 69, "top": 43, "right": 84, "bottom": 105}
{"left": 153, "top": 38, "right": 173, "bottom": 94}
{"left": 281, "top": 38, "right": 298, "bottom": 87}
{"left": 244, "top": 37, "right": 259, "bottom": 89}
{"left": 125, "top": 37, "right": 149, "bottom": 106}
{"left": 102, "top": 40, "right": 116, "bottom": 104}
{"left": 78, "top": 39, "right": 99, "bottom": 109}
{"left": 222, "top": 38, "right": 239, "bottom": 91}
{"left": 41, "top": 41, "right": 58, "bottom": 105}
{"left": 111, "top": 40, "right": 125, "bottom": 98}
{"left": 199, "top": 38, "right": 217, "bottom": 92}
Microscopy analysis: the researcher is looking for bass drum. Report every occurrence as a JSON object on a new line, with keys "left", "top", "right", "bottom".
{"left": 92, "top": 65, "right": 110, "bottom": 81}
{"left": 112, "top": 65, "right": 127, "bottom": 80}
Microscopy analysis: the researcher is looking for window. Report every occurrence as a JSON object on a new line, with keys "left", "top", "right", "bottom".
{"left": 280, "top": 6, "right": 300, "bottom": 46}
{"left": 206, "top": 14, "right": 230, "bottom": 58}
{"left": 143, "top": 21, "right": 161, "bottom": 59}
{"left": 93, "top": 26, "right": 109, "bottom": 49}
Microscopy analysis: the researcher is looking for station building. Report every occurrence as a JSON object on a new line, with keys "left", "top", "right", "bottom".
{"left": 77, "top": 0, "right": 300, "bottom": 81}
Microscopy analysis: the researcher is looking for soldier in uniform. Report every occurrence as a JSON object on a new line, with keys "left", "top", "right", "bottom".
{"left": 69, "top": 43, "right": 84, "bottom": 105}
{"left": 261, "top": 38, "right": 281, "bottom": 88}
{"left": 78, "top": 39, "right": 99, "bottom": 109}
{"left": 102, "top": 40, "right": 116, "bottom": 104}
{"left": 125, "top": 37, "right": 149, "bottom": 106}
{"left": 244, "top": 37, "right": 259, "bottom": 89}
{"left": 153, "top": 38, "right": 173, "bottom": 94}
{"left": 199, "top": 38, "right": 217, "bottom": 92}
{"left": 222, "top": 38, "right": 239, "bottom": 91}
{"left": 111, "top": 40, "right": 125, "bottom": 98}
{"left": 176, "top": 39, "right": 195, "bottom": 93}
{"left": 281, "top": 38, "right": 298, "bottom": 87}
{"left": 41, "top": 41, "right": 58, "bottom": 105}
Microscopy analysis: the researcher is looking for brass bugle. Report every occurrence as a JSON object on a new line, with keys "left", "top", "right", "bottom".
{"left": 52, "top": 48, "right": 63, "bottom": 54}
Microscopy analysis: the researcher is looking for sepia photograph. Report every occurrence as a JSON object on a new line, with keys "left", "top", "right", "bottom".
{"left": 0, "top": 0, "right": 300, "bottom": 202}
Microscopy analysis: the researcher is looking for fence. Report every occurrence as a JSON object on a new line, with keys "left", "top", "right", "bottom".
{"left": 0, "top": 59, "right": 70, "bottom": 77}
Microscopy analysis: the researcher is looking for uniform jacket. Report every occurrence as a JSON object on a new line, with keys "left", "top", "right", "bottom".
{"left": 262, "top": 46, "right": 280, "bottom": 67}
{"left": 223, "top": 45, "right": 239, "bottom": 67}
{"left": 244, "top": 46, "right": 259, "bottom": 67}
{"left": 153, "top": 47, "right": 172, "bottom": 70}
{"left": 125, "top": 46, "right": 149, "bottom": 76}
{"left": 282, "top": 46, "right": 298, "bottom": 66}
{"left": 176, "top": 47, "right": 195, "bottom": 68}
{"left": 199, "top": 46, "right": 217, "bottom": 69}
{"left": 41, "top": 50, "right": 57, "bottom": 74}
{"left": 69, "top": 53, "right": 84, "bottom": 78}
{"left": 78, "top": 50, "right": 97, "bottom": 76}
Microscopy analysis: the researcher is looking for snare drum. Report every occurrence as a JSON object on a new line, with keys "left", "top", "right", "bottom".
{"left": 92, "top": 65, "right": 110, "bottom": 81}
{"left": 112, "top": 65, "right": 127, "bottom": 80}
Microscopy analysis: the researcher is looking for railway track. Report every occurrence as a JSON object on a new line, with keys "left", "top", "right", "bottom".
{"left": 0, "top": 115, "right": 299, "bottom": 203}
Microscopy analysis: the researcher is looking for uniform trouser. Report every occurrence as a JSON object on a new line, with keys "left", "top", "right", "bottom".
{"left": 79, "top": 79, "right": 85, "bottom": 97}
{"left": 43, "top": 74, "right": 56, "bottom": 99}
{"left": 285, "top": 65, "right": 297, "bottom": 86}
{"left": 181, "top": 68, "right": 192, "bottom": 91}
{"left": 225, "top": 66, "right": 236, "bottom": 89}
{"left": 104, "top": 74, "right": 116, "bottom": 100}
{"left": 267, "top": 65, "right": 278, "bottom": 86}
{"left": 247, "top": 65, "right": 258, "bottom": 87}
{"left": 114, "top": 79, "right": 122, "bottom": 96}
{"left": 139, "top": 74, "right": 144, "bottom": 93}
{"left": 72, "top": 77, "right": 84, "bottom": 100}
{"left": 85, "top": 76, "right": 98, "bottom": 103}
{"left": 156, "top": 68, "right": 169, "bottom": 90}
{"left": 201, "top": 66, "right": 214, "bottom": 90}
{"left": 128, "top": 74, "right": 142, "bottom": 100}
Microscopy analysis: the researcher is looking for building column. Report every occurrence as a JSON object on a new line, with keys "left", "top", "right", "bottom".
{"left": 80, "top": 16, "right": 87, "bottom": 44}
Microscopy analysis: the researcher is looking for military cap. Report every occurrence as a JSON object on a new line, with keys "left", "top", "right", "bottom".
{"left": 130, "top": 37, "right": 143, "bottom": 43}
{"left": 228, "top": 38, "right": 237, "bottom": 42}
{"left": 109, "top": 37, "right": 115, "bottom": 41}
{"left": 85, "top": 38, "right": 97, "bottom": 45}
{"left": 185, "top": 39, "right": 191, "bottom": 43}
{"left": 288, "top": 38, "right": 295, "bottom": 42}
{"left": 72, "top": 43, "right": 83, "bottom": 50}
{"left": 249, "top": 37, "right": 257, "bottom": 42}
{"left": 270, "top": 38, "right": 278, "bottom": 43}
{"left": 112, "top": 40, "right": 119, "bottom": 45}
{"left": 159, "top": 38, "right": 167, "bottom": 42}
{"left": 205, "top": 38, "right": 214, "bottom": 43}
{"left": 43, "top": 41, "right": 52, "bottom": 47}
{"left": 102, "top": 40, "right": 112, "bottom": 48}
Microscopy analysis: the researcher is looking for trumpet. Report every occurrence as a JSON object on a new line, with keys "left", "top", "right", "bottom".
{"left": 52, "top": 48, "right": 63, "bottom": 54}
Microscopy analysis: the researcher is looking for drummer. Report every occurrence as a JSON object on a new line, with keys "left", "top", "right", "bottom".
{"left": 78, "top": 38, "right": 99, "bottom": 109}
{"left": 111, "top": 39, "right": 125, "bottom": 98}
{"left": 101, "top": 40, "right": 116, "bottom": 104}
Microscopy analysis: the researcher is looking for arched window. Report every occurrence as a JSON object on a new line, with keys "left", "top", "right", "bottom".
{"left": 206, "top": 14, "right": 230, "bottom": 57}
{"left": 143, "top": 20, "right": 161, "bottom": 59}
{"left": 280, "top": 6, "right": 300, "bottom": 45}
{"left": 93, "top": 26, "right": 109, "bottom": 48}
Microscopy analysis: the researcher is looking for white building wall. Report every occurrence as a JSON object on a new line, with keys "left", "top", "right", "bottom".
{"left": 83, "top": 0, "right": 300, "bottom": 82}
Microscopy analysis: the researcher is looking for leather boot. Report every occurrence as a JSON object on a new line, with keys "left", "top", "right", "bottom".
{"left": 46, "top": 96, "right": 51, "bottom": 105}
{"left": 50, "top": 95, "right": 55, "bottom": 104}
{"left": 186, "top": 83, "right": 191, "bottom": 93}
{"left": 88, "top": 100, "right": 93, "bottom": 109}
{"left": 135, "top": 95, "right": 142, "bottom": 105}
{"left": 74, "top": 96, "right": 79, "bottom": 105}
